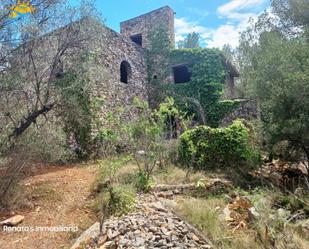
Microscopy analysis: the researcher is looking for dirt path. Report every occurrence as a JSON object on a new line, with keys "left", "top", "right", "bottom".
{"left": 0, "top": 165, "right": 99, "bottom": 249}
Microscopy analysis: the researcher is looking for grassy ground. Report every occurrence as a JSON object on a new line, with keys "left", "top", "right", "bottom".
{"left": 174, "top": 196, "right": 263, "bottom": 249}
{"left": 3, "top": 158, "right": 308, "bottom": 249}
{"left": 172, "top": 191, "right": 309, "bottom": 249}
{"left": 90, "top": 159, "right": 309, "bottom": 249}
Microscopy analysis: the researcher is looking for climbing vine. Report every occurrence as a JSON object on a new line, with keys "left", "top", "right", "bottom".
{"left": 165, "top": 48, "right": 239, "bottom": 127}
{"left": 145, "top": 30, "right": 241, "bottom": 127}
{"left": 55, "top": 52, "right": 105, "bottom": 158}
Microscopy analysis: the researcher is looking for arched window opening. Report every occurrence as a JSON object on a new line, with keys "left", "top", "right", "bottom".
{"left": 120, "top": 61, "right": 131, "bottom": 84}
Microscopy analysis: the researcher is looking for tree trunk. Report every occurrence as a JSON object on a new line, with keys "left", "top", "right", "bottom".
{"left": 9, "top": 103, "right": 54, "bottom": 139}
{"left": 183, "top": 97, "right": 206, "bottom": 125}
{"left": 301, "top": 145, "right": 309, "bottom": 188}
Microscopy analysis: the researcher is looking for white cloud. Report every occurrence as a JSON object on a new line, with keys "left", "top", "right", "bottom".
{"left": 174, "top": 17, "right": 212, "bottom": 43}
{"left": 174, "top": 0, "right": 268, "bottom": 48}
{"left": 205, "top": 0, "right": 267, "bottom": 48}
{"left": 206, "top": 24, "right": 240, "bottom": 48}
{"left": 218, "top": 0, "right": 265, "bottom": 19}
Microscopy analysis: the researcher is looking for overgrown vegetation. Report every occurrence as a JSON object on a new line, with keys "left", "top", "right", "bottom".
{"left": 177, "top": 32, "right": 201, "bottom": 49}
{"left": 237, "top": 0, "right": 309, "bottom": 162}
{"left": 1, "top": 1, "right": 309, "bottom": 248}
{"left": 178, "top": 120, "right": 260, "bottom": 171}
{"left": 174, "top": 189, "right": 309, "bottom": 249}
{"left": 146, "top": 28, "right": 241, "bottom": 126}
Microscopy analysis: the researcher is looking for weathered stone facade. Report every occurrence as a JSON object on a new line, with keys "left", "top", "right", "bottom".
{"left": 12, "top": 6, "right": 241, "bottom": 125}
{"left": 33, "top": 17, "right": 149, "bottom": 120}
{"left": 222, "top": 59, "right": 240, "bottom": 99}
{"left": 220, "top": 100, "right": 258, "bottom": 127}
{"left": 120, "top": 6, "right": 175, "bottom": 50}
{"left": 36, "top": 6, "right": 239, "bottom": 111}
{"left": 83, "top": 22, "right": 148, "bottom": 120}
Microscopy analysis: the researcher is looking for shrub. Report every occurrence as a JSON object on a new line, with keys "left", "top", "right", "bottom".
{"left": 14, "top": 122, "right": 74, "bottom": 163}
{"left": 128, "top": 98, "right": 165, "bottom": 192}
{"left": 178, "top": 120, "right": 260, "bottom": 170}
{"left": 135, "top": 171, "right": 155, "bottom": 193}
{"left": 105, "top": 186, "right": 136, "bottom": 216}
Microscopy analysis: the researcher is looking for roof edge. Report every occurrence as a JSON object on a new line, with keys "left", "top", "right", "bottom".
{"left": 120, "top": 6, "right": 174, "bottom": 25}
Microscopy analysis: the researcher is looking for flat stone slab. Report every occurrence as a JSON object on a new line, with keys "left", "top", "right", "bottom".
{"left": 71, "top": 222, "right": 100, "bottom": 249}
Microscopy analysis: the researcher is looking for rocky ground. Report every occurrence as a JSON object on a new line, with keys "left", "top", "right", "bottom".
{"left": 1, "top": 164, "right": 219, "bottom": 249}
{"left": 72, "top": 194, "right": 213, "bottom": 249}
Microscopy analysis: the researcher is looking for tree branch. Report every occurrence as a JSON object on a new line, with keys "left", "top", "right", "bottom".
{"left": 8, "top": 103, "right": 55, "bottom": 139}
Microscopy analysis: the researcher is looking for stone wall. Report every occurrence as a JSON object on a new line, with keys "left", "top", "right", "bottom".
{"left": 222, "top": 59, "right": 240, "bottom": 99}
{"left": 223, "top": 73, "right": 236, "bottom": 99}
{"left": 120, "top": 6, "right": 175, "bottom": 50}
{"left": 9, "top": 17, "right": 148, "bottom": 124}
{"left": 84, "top": 21, "right": 148, "bottom": 121}
{"left": 220, "top": 100, "right": 258, "bottom": 127}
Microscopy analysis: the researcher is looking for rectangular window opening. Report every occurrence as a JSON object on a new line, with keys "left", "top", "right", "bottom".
{"left": 130, "top": 34, "right": 142, "bottom": 46}
{"left": 173, "top": 64, "right": 192, "bottom": 84}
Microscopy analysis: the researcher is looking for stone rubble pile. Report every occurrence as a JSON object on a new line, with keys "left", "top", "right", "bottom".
{"left": 78, "top": 195, "right": 212, "bottom": 249}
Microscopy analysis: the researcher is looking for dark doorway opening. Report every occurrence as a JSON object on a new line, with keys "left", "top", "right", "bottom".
{"left": 130, "top": 34, "right": 142, "bottom": 46}
{"left": 172, "top": 64, "right": 191, "bottom": 84}
{"left": 120, "top": 61, "right": 131, "bottom": 84}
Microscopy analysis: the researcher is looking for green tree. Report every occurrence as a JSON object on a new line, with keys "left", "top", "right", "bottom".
{"left": 238, "top": 0, "right": 309, "bottom": 160}
{"left": 0, "top": 0, "right": 102, "bottom": 152}
{"left": 272, "top": 0, "right": 309, "bottom": 31}
{"left": 178, "top": 32, "right": 201, "bottom": 49}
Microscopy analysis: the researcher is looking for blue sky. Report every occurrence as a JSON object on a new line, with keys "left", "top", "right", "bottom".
{"left": 72, "top": 0, "right": 270, "bottom": 48}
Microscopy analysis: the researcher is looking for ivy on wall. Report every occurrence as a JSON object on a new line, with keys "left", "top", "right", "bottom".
{"left": 169, "top": 48, "right": 226, "bottom": 83}
{"left": 144, "top": 27, "right": 241, "bottom": 127}
{"left": 158, "top": 48, "right": 239, "bottom": 127}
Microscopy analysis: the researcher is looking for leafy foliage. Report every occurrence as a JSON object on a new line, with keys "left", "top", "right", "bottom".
{"left": 0, "top": 0, "right": 102, "bottom": 155}
{"left": 104, "top": 186, "right": 136, "bottom": 217}
{"left": 177, "top": 32, "right": 201, "bottom": 49}
{"left": 97, "top": 156, "right": 135, "bottom": 220}
{"left": 55, "top": 52, "right": 105, "bottom": 158}
{"left": 135, "top": 171, "right": 155, "bottom": 193}
{"left": 129, "top": 98, "right": 165, "bottom": 191}
{"left": 157, "top": 97, "right": 192, "bottom": 139}
{"left": 145, "top": 28, "right": 240, "bottom": 126}
{"left": 178, "top": 120, "right": 259, "bottom": 170}
{"left": 146, "top": 26, "right": 171, "bottom": 83}
{"left": 146, "top": 26, "right": 172, "bottom": 108}
{"left": 93, "top": 97, "right": 188, "bottom": 192}
{"left": 238, "top": 0, "right": 309, "bottom": 160}
{"left": 162, "top": 48, "right": 240, "bottom": 126}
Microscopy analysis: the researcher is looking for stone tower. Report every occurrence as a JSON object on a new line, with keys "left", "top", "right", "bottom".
{"left": 120, "top": 6, "right": 175, "bottom": 50}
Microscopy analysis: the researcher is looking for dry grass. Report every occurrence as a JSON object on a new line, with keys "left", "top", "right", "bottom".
{"left": 91, "top": 158, "right": 309, "bottom": 249}
{"left": 92, "top": 159, "right": 208, "bottom": 191}
{"left": 153, "top": 165, "right": 206, "bottom": 185}
{"left": 173, "top": 190, "right": 309, "bottom": 249}
{"left": 30, "top": 182, "right": 61, "bottom": 201}
{"left": 173, "top": 196, "right": 263, "bottom": 249}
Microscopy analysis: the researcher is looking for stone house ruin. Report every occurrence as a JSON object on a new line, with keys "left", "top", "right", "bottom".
{"left": 8, "top": 6, "right": 240, "bottom": 128}
{"left": 53, "top": 5, "right": 239, "bottom": 121}
{"left": 118, "top": 5, "right": 239, "bottom": 97}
